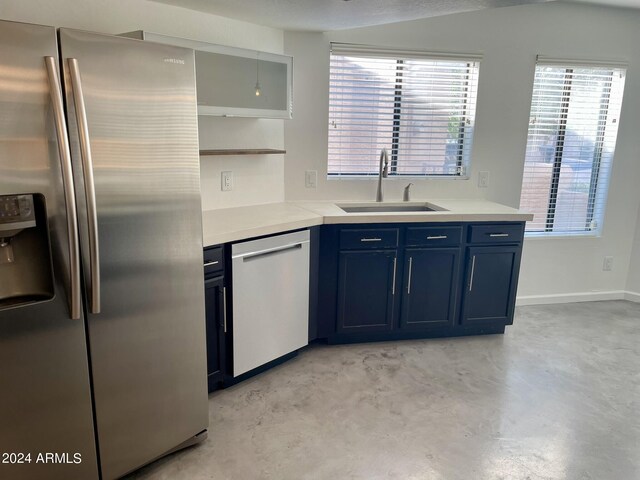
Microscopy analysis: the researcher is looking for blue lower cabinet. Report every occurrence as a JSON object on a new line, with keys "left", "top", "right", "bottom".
{"left": 204, "top": 275, "right": 226, "bottom": 392}
{"left": 319, "top": 222, "right": 525, "bottom": 343}
{"left": 204, "top": 244, "right": 228, "bottom": 392}
{"left": 460, "top": 246, "right": 521, "bottom": 326}
{"left": 337, "top": 250, "right": 397, "bottom": 334}
{"left": 400, "top": 247, "right": 461, "bottom": 331}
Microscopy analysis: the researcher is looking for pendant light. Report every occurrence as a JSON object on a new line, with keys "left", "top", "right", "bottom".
{"left": 254, "top": 52, "right": 261, "bottom": 97}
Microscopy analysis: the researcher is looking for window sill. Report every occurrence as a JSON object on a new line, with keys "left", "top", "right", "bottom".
{"left": 326, "top": 175, "right": 470, "bottom": 181}
{"left": 524, "top": 232, "right": 602, "bottom": 240}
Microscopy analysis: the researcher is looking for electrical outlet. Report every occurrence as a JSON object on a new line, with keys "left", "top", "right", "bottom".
{"left": 603, "top": 256, "right": 613, "bottom": 271}
{"left": 221, "top": 171, "right": 233, "bottom": 191}
{"left": 305, "top": 170, "right": 317, "bottom": 188}
{"left": 478, "top": 171, "right": 490, "bottom": 188}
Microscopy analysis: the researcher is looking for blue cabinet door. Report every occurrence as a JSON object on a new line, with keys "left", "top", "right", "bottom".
{"left": 461, "top": 246, "right": 521, "bottom": 325}
{"left": 400, "top": 248, "right": 461, "bottom": 330}
{"left": 337, "top": 250, "right": 397, "bottom": 333}
{"left": 204, "top": 275, "right": 226, "bottom": 391}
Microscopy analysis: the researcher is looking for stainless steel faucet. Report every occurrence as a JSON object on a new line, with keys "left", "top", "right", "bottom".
{"left": 376, "top": 148, "right": 389, "bottom": 202}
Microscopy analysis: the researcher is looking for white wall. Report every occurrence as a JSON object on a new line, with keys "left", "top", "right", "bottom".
{"left": 626, "top": 207, "right": 640, "bottom": 297}
{"left": 284, "top": 2, "right": 640, "bottom": 301}
{"left": 0, "top": 0, "right": 286, "bottom": 210}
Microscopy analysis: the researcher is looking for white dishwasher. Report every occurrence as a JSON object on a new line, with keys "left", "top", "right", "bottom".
{"left": 231, "top": 230, "right": 310, "bottom": 377}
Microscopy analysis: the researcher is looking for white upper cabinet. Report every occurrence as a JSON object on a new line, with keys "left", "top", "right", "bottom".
{"left": 123, "top": 31, "right": 293, "bottom": 119}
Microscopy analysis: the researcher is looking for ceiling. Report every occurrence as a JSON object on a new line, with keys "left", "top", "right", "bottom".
{"left": 152, "top": 0, "right": 640, "bottom": 31}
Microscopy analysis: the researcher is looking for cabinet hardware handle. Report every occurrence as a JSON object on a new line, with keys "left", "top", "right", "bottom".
{"left": 469, "top": 255, "right": 476, "bottom": 292}
{"left": 237, "top": 241, "right": 308, "bottom": 261}
{"left": 427, "top": 235, "right": 447, "bottom": 240}
{"left": 407, "top": 257, "right": 413, "bottom": 295}
{"left": 204, "top": 260, "right": 219, "bottom": 267}
{"left": 223, "top": 286, "right": 227, "bottom": 333}
{"left": 360, "top": 237, "right": 382, "bottom": 242}
{"left": 392, "top": 257, "right": 397, "bottom": 295}
{"left": 489, "top": 233, "right": 509, "bottom": 237}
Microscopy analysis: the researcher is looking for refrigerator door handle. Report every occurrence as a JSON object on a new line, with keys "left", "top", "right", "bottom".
{"left": 68, "top": 58, "right": 100, "bottom": 314}
{"left": 44, "top": 56, "right": 82, "bottom": 320}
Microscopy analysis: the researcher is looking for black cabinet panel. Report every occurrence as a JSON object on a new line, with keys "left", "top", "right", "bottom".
{"left": 339, "top": 228, "right": 399, "bottom": 250}
{"left": 204, "top": 246, "right": 224, "bottom": 275}
{"left": 468, "top": 223, "right": 524, "bottom": 244}
{"left": 337, "top": 250, "right": 397, "bottom": 333}
{"left": 400, "top": 248, "right": 460, "bottom": 330}
{"left": 406, "top": 226, "right": 462, "bottom": 247}
{"left": 318, "top": 221, "right": 525, "bottom": 343}
{"left": 204, "top": 275, "right": 226, "bottom": 391}
{"left": 461, "top": 246, "right": 520, "bottom": 325}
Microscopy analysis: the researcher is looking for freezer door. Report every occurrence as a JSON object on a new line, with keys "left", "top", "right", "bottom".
{"left": 0, "top": 20, "right": 98, "bottom": 480}
{"left": 58, "top": 29, "right": 208, "bottom": 479}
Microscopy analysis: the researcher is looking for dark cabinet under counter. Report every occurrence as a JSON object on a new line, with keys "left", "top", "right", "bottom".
{"left": 317, "top": 222, "right": 525, "bottom": 344}
{"left": 400, "top": 247, "right": 461, "bottom": 331}
{"left": 203, "top": 246, "right": 228, "bottom": 392}
{"left": 336, "top": 249, "right": 398, "bottom": 334}
{"left": 460, "top": 245, "right": 521, "bottom": 326}
{"left": 204, "top": 274, "right": 226, "bottom": 391}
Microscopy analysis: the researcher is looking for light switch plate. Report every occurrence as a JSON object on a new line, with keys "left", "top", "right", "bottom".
{"left": 305, "top": 170, "right": 317, "bottom": 188}
{"left": 221, "top": 171, "right": 233, "bottom": 191}
{"left": 478, "top": 171, "right": 490, "bottom": 188}
{"left": 603, "top": 256, "right": 613, "bottom": 271}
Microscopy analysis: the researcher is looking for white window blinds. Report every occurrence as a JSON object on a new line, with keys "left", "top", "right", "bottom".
{"left": 520, "top": 58, "right": 626, "bottom": 236}
{"left": 328, "top": 44, "right": 481, "bottom": 177}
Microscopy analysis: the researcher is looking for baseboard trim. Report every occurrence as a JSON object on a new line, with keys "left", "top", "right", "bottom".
{"left": 624, "top": 291, "right": 640, "bottom": 303}
{"left": 516, "top": 291, "right": 626, "bottom": 306}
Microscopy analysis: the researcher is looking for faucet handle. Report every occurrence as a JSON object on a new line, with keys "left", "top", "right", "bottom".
{"left": 403, "top": 183, "right": 413, "bottom": 202}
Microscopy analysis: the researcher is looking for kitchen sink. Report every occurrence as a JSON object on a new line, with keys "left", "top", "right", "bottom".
{"left": 338, "top": 203, "right": 447, "bottom": 213}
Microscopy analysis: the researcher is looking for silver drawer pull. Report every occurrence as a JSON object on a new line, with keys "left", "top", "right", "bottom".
{"left": 469, "top": 255, "right": 476, "bottom": 292}
{"left": 360, "top": 237, "right": 382, "bottom": 242}
{"left": 392, "top": 257, "right": 397, "bottom": 295}
{"left": 223, "top": 286, "right": 227, "bottom": 333}
{"left": 204, "top": 260, "right": 220, "bottom": 267}
{"left": 427, "top": 235, "right": 447, "bottom": 240}
{"left": 489, "top": 233, "right": 509, "bottom": 237}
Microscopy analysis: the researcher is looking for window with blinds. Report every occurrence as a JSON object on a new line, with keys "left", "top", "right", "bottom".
{"left": 328, "top": 44, "right": 481, "bottom": 177}
{"left": 520, "top": 59, "right": 626, "bottom": 236}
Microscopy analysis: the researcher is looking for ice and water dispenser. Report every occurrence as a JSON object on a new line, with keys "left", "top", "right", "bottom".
{"left": 0, "top": 194, "right": 54, "bottom": 308}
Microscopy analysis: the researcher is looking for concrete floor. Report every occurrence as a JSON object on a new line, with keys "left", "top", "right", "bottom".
{"left": 129, "top": 301, "right": 640, "bottom": 480}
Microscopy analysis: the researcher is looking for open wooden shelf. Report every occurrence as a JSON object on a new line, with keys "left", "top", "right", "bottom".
{"left": 199, "top": 149, "right": 286, "bottom": 156}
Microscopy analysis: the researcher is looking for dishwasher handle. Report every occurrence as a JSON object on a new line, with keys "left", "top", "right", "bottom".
{"left": 235, "top": 240, "right": 309, "bottom": 262}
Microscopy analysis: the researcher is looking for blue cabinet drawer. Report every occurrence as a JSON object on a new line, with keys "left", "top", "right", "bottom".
{"left": 406, "top": 226, "right": 462, "bottom": 247}
{"left": 468, "top": 223, "right": 524, "bottom": 244}
{"left": 339, "top": 228, "right": 399, "bottom": 250}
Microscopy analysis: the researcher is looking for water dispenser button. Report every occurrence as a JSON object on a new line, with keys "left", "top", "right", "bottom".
{"left": 18, "top": 196, "right": 32, "bottom": 217}
{"left": 0, "top": 194, "right": 35, "bottom": 227}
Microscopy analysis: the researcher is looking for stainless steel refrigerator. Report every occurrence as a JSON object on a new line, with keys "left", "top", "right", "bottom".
{"left": 0, "top": 20, "right": 208, "bottom": 480}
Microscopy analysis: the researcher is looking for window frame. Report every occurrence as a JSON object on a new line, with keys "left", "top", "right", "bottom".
{"left": 327, "top": 44, "right": 481, "bottom": 179}
{"left": 520, "top": 59, "right": 626, "bottom": 238}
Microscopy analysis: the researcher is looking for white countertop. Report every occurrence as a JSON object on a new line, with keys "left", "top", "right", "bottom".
{"left": 202, "top": 203, "right": 323, "bottom": 246}
{"left": 202, "top": 199, "right": 534, "bottom": 246}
